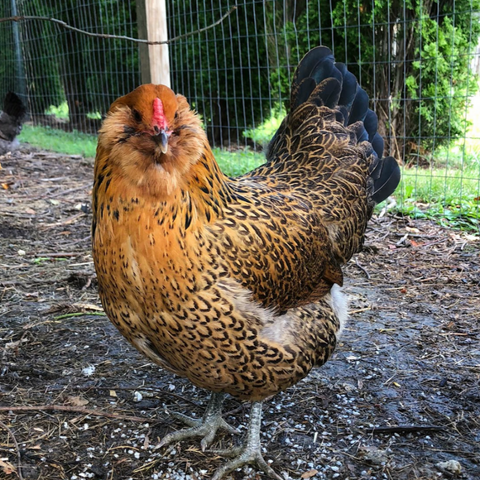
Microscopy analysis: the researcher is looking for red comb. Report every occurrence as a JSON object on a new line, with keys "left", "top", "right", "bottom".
{"left": 153, "top": 97, "right": 168, "bottom": 129}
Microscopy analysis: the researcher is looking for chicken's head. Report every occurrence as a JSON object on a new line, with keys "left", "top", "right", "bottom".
{"left": 97, "top": 84, "right": 206, "bottom": 198}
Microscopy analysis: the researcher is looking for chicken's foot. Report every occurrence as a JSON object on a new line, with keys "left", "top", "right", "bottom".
{"left": 158, "top": 392, "right": 239, "bottom": 451}
{"left": 211, "top": 401, "right": 282, "bottom": 480}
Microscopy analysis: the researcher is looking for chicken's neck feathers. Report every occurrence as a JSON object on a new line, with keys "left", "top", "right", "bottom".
{"left": 94, "top": 143, "right": 233, "bottom": 237}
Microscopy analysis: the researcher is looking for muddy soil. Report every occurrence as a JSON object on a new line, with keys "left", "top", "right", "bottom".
{"left": 1, "top": 148, "right": 479, "bottom": 480}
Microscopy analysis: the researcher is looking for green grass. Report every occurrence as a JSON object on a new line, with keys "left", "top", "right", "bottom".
{"left": 214, "top": 148, "right": 265, "bottom": 176}
{"left": 400, "top": 165, "right": 479, "bottom": 205}
{"left": 19, "top": 125, "right": 98, "bottom": 157}
{"left": 395, "top": 92, "right": 480, "bottom": 233}
{"left": 397, "top": 164, "right": 479, "bottom": 231}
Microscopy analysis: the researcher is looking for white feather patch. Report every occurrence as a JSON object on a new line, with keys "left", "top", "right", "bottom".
{"left": 327, "top": 284, "right": 348, "bottom": 339}
{"left": 218, "top": 278, "right": 348, "bottom": 344}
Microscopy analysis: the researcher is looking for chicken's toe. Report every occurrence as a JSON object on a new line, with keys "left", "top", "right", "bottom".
{"left": 211, "top": 444, "right": 282, "bottom": 480}
{"left": 156, "top": 392, "right": 239, "bottom": 451}
{"left": 210, "top": 401, "right": 282, "bottom": 480}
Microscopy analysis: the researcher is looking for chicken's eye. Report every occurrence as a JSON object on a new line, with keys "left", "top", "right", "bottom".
{"left": 174, "top": 112, "right": 178, "bottom": 120}
{"left": 131, "top": 108, "right": 143, "bottom": 123}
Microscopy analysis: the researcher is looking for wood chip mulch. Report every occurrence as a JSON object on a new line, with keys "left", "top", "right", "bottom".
{"left": 1, "top": 147, "right": 479, "bottom": 480}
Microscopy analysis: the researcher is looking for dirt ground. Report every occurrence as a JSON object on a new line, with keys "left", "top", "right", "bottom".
{"left": 0, "top": 147, "right": 479, "bottom": 480}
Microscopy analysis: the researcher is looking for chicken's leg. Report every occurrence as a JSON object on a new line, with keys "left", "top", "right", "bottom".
{"left": 158, "top": 392, "right": 239, "bottom": 451}
{"left": 211, "top": 401, "right": 282, "bottom": 480}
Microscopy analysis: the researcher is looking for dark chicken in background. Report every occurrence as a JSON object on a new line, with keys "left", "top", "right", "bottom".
{"left": 0, "top": 92, "right": 27, "bottom": 155}
{"left": 92, "top": 46, "right": 400, "bottom": 479}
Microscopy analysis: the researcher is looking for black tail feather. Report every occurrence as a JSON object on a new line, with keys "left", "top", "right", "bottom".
{"left": 291, "top": 47, "right": 337, "bottom": 109}
{"left": 363, "top": 110, "right": 378, "bottom": 141}
{"left": 370, "top": 156, "right": 401, "bottom": 204}
{"left": 335, "top": 63, "right": 358, "bottom": 109}
{"left": 310, "top": 60, "right": 342, "bottom": 86}
{"left": 289, "top": 46, "right": 400, "bottom": 203}
{"left": 347, "top": 87, "right": 369, "bottom": 125}
{"left": 371, "top": 132, "right": 384, "bottom": 158}
{"left": 292, "top": 46, "right": 335, "bottom": 87}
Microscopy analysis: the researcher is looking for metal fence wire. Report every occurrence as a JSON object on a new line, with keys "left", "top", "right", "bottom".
{"left": 1, "top": 0, "right": 479, "bottom": 226}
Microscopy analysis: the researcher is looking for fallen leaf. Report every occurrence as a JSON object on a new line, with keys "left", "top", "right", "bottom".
{"left": 66, "top": 395, "right": 89, "bottom": 406}
{"left": 0, "top": 459, "right": 16, "bottom": 475}
{"left": 301, "top": 469, "right": 318, "bottom": 479}
{"left": 110, "top": 390, "right": 117, "bottom": 398}
{"left": 5, "top": 337, "right": 29, "bottom": 350}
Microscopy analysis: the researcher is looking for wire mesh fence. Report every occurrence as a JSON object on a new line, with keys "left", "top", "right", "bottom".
{"left": 1, "top": 0, "right": 140, "bottom": 132}
{"left": 1, "top": 0, "right": 479, "bottom": 229}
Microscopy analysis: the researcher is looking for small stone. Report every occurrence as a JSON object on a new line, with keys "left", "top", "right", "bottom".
{"left": 436, "top": 460, "right": 462, "bottom": 474}
{"left": 360, "top": 446, "right": 389, "bottom": 465}
{"left": 82, "top": 365, "right": 95, "bottom": 377}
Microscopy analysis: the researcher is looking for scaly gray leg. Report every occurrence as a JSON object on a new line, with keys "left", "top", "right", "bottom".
{"left": 211, "top": 401, "right": 282, "bottom": 480}
{"left": 158, "top": 392, "right": 239, "bottom": 451}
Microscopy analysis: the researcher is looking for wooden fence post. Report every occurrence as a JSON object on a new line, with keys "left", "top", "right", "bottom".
{"left": 136, "top": 0, "right": 170, "bottom": 87}
{"left": 11, "top": 0, "right": 27, "bottom": 96}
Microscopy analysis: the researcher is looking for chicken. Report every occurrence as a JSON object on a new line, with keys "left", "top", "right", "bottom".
{"left": 0, "top": 92, "right": 27, "bottom": 155}
{"left": 92, "top": 46, "right": 400, "bottom": 479}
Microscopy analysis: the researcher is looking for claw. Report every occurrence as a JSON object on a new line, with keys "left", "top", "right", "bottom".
{"left": 210, "top": 401, "right": 282, "bottom": 480}
{"left": 155, "top": 392, "right": 239, "bottom": 451}
{"left": 211, "top": 446, "right": 283, "bottom": 480}
{"left": 156, "top": 396, "right": 280, "bottom": 480}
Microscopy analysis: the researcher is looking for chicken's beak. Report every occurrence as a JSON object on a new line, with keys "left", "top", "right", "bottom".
{"left": 153, "top": 127, "right": 169, "bottom": 154}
